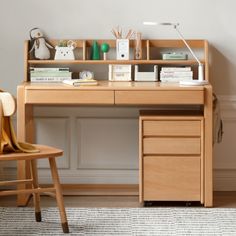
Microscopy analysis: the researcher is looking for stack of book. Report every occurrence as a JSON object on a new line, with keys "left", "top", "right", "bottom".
{"left": 30, "top": 67, "right": 72, "bottom": 83}
{"left": 160, "top": 67, "right": 193, "bottom": 83}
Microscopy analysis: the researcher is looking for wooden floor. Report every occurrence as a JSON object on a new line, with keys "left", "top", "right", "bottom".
{"left": 1, "top": 192, "right": 236, "bottom": 208}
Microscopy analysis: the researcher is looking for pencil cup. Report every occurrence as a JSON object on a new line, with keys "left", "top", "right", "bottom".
{"left": 116, "top": 39, "right": 129, "bottom": 60}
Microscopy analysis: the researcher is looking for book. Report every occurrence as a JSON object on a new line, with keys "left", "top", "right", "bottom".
{"left": 63, "top": 79, "right": 98, "bottom": 86}
{"left": 161, "top": 67, "right": 191, "bottom": 72}
{"left": 30, "top": 71, "right": 72, "bottom": 77}
{"left": 160, "top": 72, "right": 193, "bottom": 78}
{"left": 30, "top": 67, "right": 70, "bottom": 71}
{"left": 30, "top": 77, "right": 71, "bottom": 82}
{"left": 161, "top": 77, "right": 192, "bottom": 82}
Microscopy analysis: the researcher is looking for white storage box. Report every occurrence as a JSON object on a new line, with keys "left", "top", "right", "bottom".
{"left": 134, "top": 65, "right": 158, "bottom": 81}
{"left": 109, "top": 64, "right": 132, "bottom": 81}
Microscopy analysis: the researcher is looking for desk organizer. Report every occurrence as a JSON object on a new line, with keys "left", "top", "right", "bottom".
{"left": 134, "top": 65, "right": 158, "bottom": 81}
{"left": 109, "top": 64, "right": 132, "bottom": 81}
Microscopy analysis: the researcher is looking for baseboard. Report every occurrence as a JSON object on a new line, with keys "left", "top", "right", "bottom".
{"left": 2, "top": 169, "right": 236, "bottom": 191}
{"left": 43, "top": 184, "right": 139, "bottom": 196}
{"left": 214, "top": 169, "right": 236, "bottom": 191}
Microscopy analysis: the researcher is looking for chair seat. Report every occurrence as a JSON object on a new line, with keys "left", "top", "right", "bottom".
{"left": 0, "top": 145, "right": 63, "bottom": 161}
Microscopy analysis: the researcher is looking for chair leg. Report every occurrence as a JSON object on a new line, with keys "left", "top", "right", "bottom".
{"left": 30, "top": 159, "right": 42, "bottom": 222}
{"left": 49, "top": 157, "right": 69, "bottom": 233}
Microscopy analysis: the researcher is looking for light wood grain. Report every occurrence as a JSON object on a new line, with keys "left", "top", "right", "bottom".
{"left": 115, "top": 90, "right": 204, "bottom": 105}
{"left": 143, "top": 137, "right": 201, "bottom": 155}
{"left": 25, "top": 90, "right": 114, "bottom": 105}
{"left": 143, "top": 156, "right": 201, "bottom": 201}
{"left": 204, "top": 85, "right": 213, "bottom": 207}
{"left": 143, "top": 120, "right": 201, "bottom": 136}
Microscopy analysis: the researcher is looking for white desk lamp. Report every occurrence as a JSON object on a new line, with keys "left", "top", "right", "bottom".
{"left": 143, "top": 22, "right": 208, "bottom": 86}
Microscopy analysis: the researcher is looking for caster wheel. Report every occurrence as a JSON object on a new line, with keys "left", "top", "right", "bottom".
{"left": 186, "top": 202, "right": 192, "bottom": 207}
{"left": 144, "top": 201, "right": 152, "bottom": 207}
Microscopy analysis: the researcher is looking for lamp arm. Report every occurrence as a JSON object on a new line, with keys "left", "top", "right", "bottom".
{"left": 174, "top": 25, "right": 204, "bottom": 81}
{"left": 174, "top": 26, "right": 201, "bottom": 65}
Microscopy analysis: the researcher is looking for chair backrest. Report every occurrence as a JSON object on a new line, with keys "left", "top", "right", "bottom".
{"left": 0, "top": 92, "right": 16, "bottom": 154}
{"left": 0, "top": 92, "right": 16, "bottom": 117}
{"left": 0, "top": 91, "right": 39, "bottom": 154}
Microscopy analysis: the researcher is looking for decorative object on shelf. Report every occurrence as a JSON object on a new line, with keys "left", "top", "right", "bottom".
{"left": 101, "top": 43, "right": 110, "bottom": 60}
{"left": 109, "top": 64, "right": 132, "bottom": 81}
{"left": 54, "top": 40, "right": 77, "bottom": 60}
{"left": 116, "top": 39, "right": 129, "bottom": 60}
{"left": 79, "top": 70, "right": 94, "bottom": 80}
{"left": 134, "top": 65, "right": 158, "bottom": 81}
{"left": 143, "top": 22, "right": 208, "bottom": 86}
{"left": 134, "top": 32, "right": 142, "bottom": 60}
{"left": 29, "top": 28, "right": 53, "bottom": 60}
{"left": 162, "top": 52, "right": 187, "bottom": 60}
{"left": 91, "top": 41, "right": 100, "bottom": 60}
{"left": 111, "top": 26, "right": 135, "bottom": 60}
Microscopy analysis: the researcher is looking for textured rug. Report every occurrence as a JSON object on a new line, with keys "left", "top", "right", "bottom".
{"left": 1, "top": 207, "right": 236, "bottom": 235}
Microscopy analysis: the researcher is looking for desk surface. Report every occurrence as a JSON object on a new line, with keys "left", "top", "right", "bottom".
{"left": 23, "top": 81, "right": 205, "bottom": 91}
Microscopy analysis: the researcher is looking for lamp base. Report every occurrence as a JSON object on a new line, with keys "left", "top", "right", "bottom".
{"left": 179, "top": 80, "right": 209, "bottom": 86}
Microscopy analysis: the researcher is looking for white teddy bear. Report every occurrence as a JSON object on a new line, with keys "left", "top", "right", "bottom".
{"left": 29, "top": 28, "right": 53, "bottom": 60}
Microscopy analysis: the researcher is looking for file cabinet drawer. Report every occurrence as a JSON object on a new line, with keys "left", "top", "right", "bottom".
{"left": 143, "top": 137, "right": 201, "bottom": 155}
{"left": 143, "top": 156, "right": 201, "bottom": 201}
{"left": 143, "top": 120, "right": 201, "bottom": 136}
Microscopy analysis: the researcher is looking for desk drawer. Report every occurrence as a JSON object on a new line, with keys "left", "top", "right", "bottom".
{"left": 115, "top": 90, "right": 204, "bottom": 105}
{"left": 25, "top": 90, "right": 114, "bottom": 105}
{"left": 143, "top": 156, "right": 201, "bottom": 201}
{"left": 143, "top": 137, "right": 201, "bottom": 155}
{"left": 143, "top": 120, "right": 201, "bottom": 136}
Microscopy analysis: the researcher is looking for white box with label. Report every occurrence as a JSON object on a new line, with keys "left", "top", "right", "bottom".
{"left": 116, "top": 39, "right": 129, "bottom": 60}
{"left": 109, "top": 64, "right": 132, "bottom": 81}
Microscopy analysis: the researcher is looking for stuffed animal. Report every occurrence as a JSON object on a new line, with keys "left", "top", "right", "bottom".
{"left": 29, "top": 28, "right": 53, "bottom": 60}
{"left": 54, "top": 40, "right": 77, "bottom": 60}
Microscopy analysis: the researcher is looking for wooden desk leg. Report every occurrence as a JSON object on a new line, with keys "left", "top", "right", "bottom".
{"left": 204, "top": 85, "right": 213, "bottom": 207}
{"left": 17, "top": 85, "right": 35, "bottom": 206}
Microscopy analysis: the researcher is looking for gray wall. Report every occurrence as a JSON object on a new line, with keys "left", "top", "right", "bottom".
{"left": 1, "top": 0, "right": 236, "bottom": 189}
{"left": 1, "top": 0, "right": 236, "bottom": 95}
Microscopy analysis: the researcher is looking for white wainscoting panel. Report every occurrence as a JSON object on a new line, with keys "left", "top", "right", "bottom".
{"left": 2, "top": 97, "right": 236, "bottom": 190}
{"left": 35, "top": 117, "right": 70, "bottom": 169}
{"left": 76, "top": 118, "right": 138, "bottom": 170}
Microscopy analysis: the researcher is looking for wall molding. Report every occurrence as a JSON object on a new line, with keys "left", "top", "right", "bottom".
{"left": 218, "top": 95, "right": 236, "bottom": 120}
{"left": 2, "top": 96, "right": 236, "bottom": 191}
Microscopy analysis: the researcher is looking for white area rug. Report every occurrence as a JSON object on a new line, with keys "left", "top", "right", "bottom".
{"left": 0, "top": 207, "right": 236, "bottom": 235}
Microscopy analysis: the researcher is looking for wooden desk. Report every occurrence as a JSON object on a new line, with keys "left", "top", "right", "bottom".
{"left": 17, "top": 81, "right": 213, "bottom": 206}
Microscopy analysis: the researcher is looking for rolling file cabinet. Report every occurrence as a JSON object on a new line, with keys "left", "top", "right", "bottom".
{"left": 139, "top": 110, "right": 204, "bottom": 204}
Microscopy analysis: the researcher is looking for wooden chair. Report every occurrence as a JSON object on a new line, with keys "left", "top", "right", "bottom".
{"left": 0, "top": 92, "right": 69, "bottom": 233}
